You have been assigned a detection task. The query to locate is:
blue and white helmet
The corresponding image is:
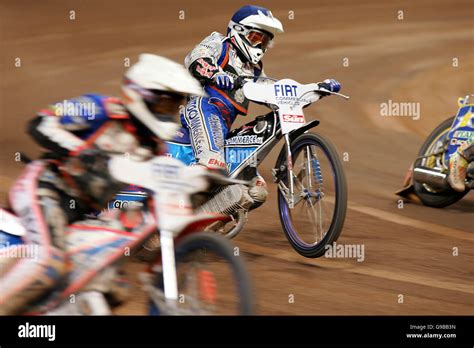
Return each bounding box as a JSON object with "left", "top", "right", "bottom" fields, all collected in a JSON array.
[{"left": 227, "top": 5, "right": 284, "bottom": 65}]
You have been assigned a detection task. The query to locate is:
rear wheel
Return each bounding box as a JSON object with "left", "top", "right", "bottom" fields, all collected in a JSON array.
[
  {"left": 278, "top": 133, "right": 347, "bottom": 258},
  {"left": 149, "top": 233, "right": 254, "bottom": 315},
  {"left": 413, "top": 117, "right": 469, "bottom": 207}
]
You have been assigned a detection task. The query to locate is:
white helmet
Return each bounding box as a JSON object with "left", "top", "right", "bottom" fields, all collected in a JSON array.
[
  {"left": 227, "top": 5, "right": 284, "bottom": 65},
  {"left": 122, "top": 54, "right": 205, "bottom": 140}
]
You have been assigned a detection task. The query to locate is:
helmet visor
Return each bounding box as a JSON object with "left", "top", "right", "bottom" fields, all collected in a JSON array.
[
  {"left": 245, "top": 30, "right": 272, "bottom": 50},
  {"left": 149, "top": 91, "right": 185, "bottom": 117}
]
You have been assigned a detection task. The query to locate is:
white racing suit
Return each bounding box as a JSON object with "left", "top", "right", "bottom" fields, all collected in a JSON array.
[
  {"left": 0, "top": 95, "right": 155, "bottom": 314},
  {"left": 181, "top": 32, "right": 268, "bottom": 205}
]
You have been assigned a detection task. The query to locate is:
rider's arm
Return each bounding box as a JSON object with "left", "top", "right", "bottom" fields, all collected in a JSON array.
[
  {"left": 28, "top": 109, "right": 87, "bottom": 156},
  {"left": 27, "top": 97, "right": 108, "bottom": 156},
  {"left": 184, "top": 32, "right": 225, "bottom": 85}
]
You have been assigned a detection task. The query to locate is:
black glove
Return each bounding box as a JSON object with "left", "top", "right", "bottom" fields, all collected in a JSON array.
[{"left": 76, "top": 147, "right": 108, "bottom": 171}]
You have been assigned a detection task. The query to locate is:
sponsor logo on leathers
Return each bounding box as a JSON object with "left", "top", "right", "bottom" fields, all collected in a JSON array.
[{"left": 225, "top": 134, "right": 264, "bottom": 145}]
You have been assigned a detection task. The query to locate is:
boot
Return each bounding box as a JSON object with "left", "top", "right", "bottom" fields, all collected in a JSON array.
[{"left": 448, "top": 151, "right": 468, "bottom": 192}]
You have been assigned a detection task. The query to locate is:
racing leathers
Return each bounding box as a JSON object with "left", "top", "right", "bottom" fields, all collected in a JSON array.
[
  {"left": 448, "top": 137, "right": 474, "bottom": 192},
  {"left": 181, "top": 32, "right": 268, "bottom": 205},
  {"left": 0, "top": 94, "right": 158, "bottom": 314}
]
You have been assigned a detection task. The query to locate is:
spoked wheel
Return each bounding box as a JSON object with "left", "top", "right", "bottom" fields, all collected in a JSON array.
[
  {"left": 278, "top": 133, "right": 347, "bottom": 258},
  {"left": 413, "top": 116, "right": 469, "bottom": 207},
  {"left": 149, "top": 233, "right": 254, "bottom": 315}
]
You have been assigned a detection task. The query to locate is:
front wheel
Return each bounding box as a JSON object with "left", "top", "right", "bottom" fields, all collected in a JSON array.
[
  {"left": 149, "top": 233, "right": 254, "bottom": 315},
  {"left": 278, "top": 133, "right": 348, "bottom": 258}
]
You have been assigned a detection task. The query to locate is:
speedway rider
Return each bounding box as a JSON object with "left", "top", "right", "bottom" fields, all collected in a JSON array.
[
  {"left": 0, "top": 54, "right": 204, "bottom": 314},
  {"left": 181, "top": 5, "right": 342, "bottom": 209}
]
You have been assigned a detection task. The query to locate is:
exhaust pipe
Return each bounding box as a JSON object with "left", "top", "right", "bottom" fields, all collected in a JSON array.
[{"left": 413, "top": 167, "right": 449, "bottom": 189}]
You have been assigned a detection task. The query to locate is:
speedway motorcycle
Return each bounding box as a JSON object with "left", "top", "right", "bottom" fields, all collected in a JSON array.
[
  {"left": 396, "top": 95, "right": 474, "bottom": 207},
  {"left": 0, "top": 156, "right": 254, "bottom": 315},
  {"left": 163, "top": 77, "right": 349, "bottom": 258}
]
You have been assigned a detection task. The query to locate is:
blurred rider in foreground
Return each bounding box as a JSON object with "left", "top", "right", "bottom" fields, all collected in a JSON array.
[{"left": 0, "top": 54, "right": 204, "bottom": 314}]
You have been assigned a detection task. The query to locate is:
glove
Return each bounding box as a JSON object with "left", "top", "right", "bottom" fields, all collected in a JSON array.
[
  {"left": 75, "top": 146, "right": 108, "bottom": 170},
  {"left": 213, "top": 72, "right": 234, "bottom": 90},
  {"left": 318, "top": 79, "right": 341, "bottom": 95}
]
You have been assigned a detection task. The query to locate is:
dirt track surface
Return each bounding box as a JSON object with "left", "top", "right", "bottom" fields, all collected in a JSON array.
[{"left": 1, "top": 0, "right": 473, "bottom": 314}]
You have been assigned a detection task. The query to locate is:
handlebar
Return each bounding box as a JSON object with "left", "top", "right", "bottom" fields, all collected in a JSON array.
[
  {"left": 309, "top": 88, "right": 350, "bottom": 100},
  {"left": 237, "top": 76, "right": 350, "bottom": 99},
  {"left": 211, "top": 74, "right": 277, "bottom": 90}
]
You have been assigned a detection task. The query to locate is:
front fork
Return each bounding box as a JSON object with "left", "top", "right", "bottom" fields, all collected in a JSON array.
[
  {"left": 159, "top": 229, "right": 179, "bottom": 305},
  {"left": 276, "top": 134, "right": 296, "bottom": 208},
  {"left": 136, "top": 197, "right": 183, "bottom": 314},
  {"left": 275, "top": 135, "right": 322, "bottom": 208},
  {"left": 139, "top": 228, "right": 179, "bottom": 314}
]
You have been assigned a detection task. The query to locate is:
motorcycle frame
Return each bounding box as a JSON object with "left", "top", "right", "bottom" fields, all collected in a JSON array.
[{"left": 228, "top": 109, "right": 321, "bottom": 209}]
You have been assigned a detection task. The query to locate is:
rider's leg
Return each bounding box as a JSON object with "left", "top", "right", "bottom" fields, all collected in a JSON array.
[
  {"left": 448, "top": 138, "right": 473, "bottom": 192},
  {"left": 181, "top": 96, "right": 228, "bottom": 170},
  {"left": 182, "top": 97, "right": 256, "bottom": 209},
  {"left": 0, "top": 162, "right": 68, "bottom": 314}
]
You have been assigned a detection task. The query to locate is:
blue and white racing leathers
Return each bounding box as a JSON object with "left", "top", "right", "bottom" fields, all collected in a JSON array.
[{"left": 182, "top": 31, "right": 264, "bottom": 170}]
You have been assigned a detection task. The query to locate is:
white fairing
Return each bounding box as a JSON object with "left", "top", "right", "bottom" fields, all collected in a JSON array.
[
  {"left": 243, "top": 78, "right": 321, "bottom": 134},
  {"left": 0, "top": 209, "right": 26, "bottom": 236},
  {"left": 109, "top": 156, "right": 215, "bottom": 233},
  {"left": 109, "top": 156, "right": 209, "bottom": 194}
]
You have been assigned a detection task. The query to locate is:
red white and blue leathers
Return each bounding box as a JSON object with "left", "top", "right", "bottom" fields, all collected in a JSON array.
[
  {"left": 0, "top": 94, "right": 156, "bottom": 314},
  {"left": 181, "top": 32, "right": 264, "bottom": 169}
]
